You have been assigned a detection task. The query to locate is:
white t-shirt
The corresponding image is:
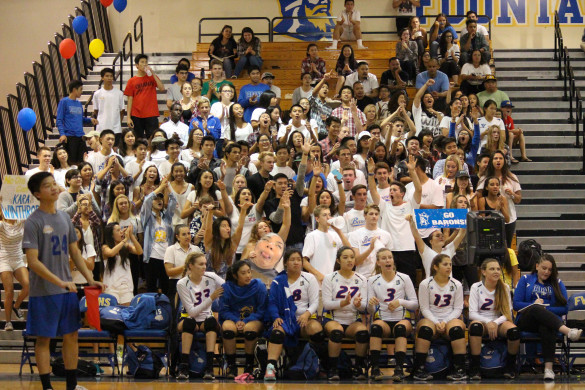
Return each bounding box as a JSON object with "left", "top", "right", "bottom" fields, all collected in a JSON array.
[
  {"left": 251, "top": 107, "right": 267, "bottom": 123},
  {"left": 326, "top": 169, "right": 366, "bottom": 192},
  {"left": 87, "top": 150, "right": 122, "bottom": 174},
  {"left": 413, "top": 103, "right": 441, "bottom": 137},
  {"left": 366, "top": 272, "right": 418, "bottom": 321},
  {"left": 24, "top": 167, "right": 50, "bottom": 181},
  {"left": 343, "top": 208, "right": 366, "bottom": 234},
  {"left": 234, "top": 123, "right": 254, "bottom": 142},
  {"left": 53, "top": 166, "right": 76, "bottom": 189},
  {"left": 477, "top": 116, "right": 505, "bottom": 153},
  {"left": 160, "top": 120, "right": 189, "bottom": 146},
  {"left": 338, "top": 9, "right": 361, "bottom": 26},
  {"left": 368, "top": 186, "right": 391, "bottom": 204},
  {"left": 322, "top": 271, "right": 367, "bottom": 325},
  {"left": 461, "top": 24, "right": 489, "bottom": 37},
  {"left": 94, "top": 87, "right": 124, "bottom": 134},
  {"left": 434, "top": 176, "right": 455, "bottom": 206},
  {"left": 186, "top": 189, "right": 222, "bottom": 205},
  {"left": 150, "top": 219, "right": 169, "bottom": 260},
  {"left": 404, "top": 179, "right": 443, "bottom": 238},
  {"left": 348, "top": 227, "right": 393, "bottom": 277},
  {"left": 125, "top": 160, "right": 156, "bottom": 201},
  {"left": 230, "top": 204, "right": 263, "bottom": 253},
  {"left": 271, "top": 165, "right": 295, "bottom": 179},
  {"left": 277, "top": 122, "right": 312, "bottom": 142},
  {"left": 439, "top": 116, "right": 466, "bottom": 138},
  {"left": 378, "top": 197, "right": 419, "bottom": 251},
  {"left": 148, "top": 150, "right": 168, "bottom": 167},
  {"left": 169, "top": 182, "right": 194, "bottom": 226},
  {"left": 164, "top": 243, "right": 201, "bottom": 280},
  {"left": 103, "top": 254, "right": 133, "bottom": 297},
  {"left": 421, "top": 242, "right": 457, "bottom": 279},
  {"left": 344, "top": 72, "right": 379, "bottom": 95},
  {"left": 180, "top": 149, "right": 201, "bottom": 165},
  {"left": 158, "top": 159, "right": 189, "bottom": 178},
  {"left": 71, "top": 244, "right": 97, "bottom": 284},
  {"left": 302, "top": 229, "right": 343, "bottom": 277},
  {"left": 418, "top": 276, "right": 464, "bottom": 324},
  {"left": 210, "top": 102, "right": 233, "bottom": 138},
  {"left": 118, "top": 215, "right": 143, "bottom": 235},
  {"left": 460, "top": 63, "right": 492, "bottom": 86}
]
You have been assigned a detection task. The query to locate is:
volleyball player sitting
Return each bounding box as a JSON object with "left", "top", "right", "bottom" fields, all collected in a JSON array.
[
  {"left": 264, "top": 249, "right": 323, "bottom": 381},
  {"left": 176, "top": 252, "right": 224, "bottom": 380},
  {"left": 367, "top": 248, "right": 418, "bottom": 382},
  {"left": 412, "top": 254, "right": 467, "bottom": 381},
  {"left": 468, "top": 258, "right": 519, "bottom": 380},
  {"left": 322, "top": 246, "right": 369, "bottom": 380}
]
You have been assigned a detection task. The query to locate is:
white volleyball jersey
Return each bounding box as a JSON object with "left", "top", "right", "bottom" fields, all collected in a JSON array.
[
  {"left": 367, "top": 272, "right": 419, "bottom": 322},
  {"left": 177, "top": 272, "right": 224, "bottom": 322},
  {"left": 322, "top": 271, "right": 367, "bottom": 325},
  {"left": 288, "top": 271, "right": 320, "bottom": 317},
  {"left": 418, "top": 276, "right": 464, "bottom": 324},
  {"left": 468, "top": 281, "right": 512, "bottom": 325}
]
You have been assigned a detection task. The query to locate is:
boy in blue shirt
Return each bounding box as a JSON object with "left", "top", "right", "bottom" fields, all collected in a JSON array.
[
  {"left": 237, "top": 65, "right": 269, "bottom": 123},
  {"left": 57, "top": 80, "right": 99, "bottom": 165},
  {"left": 23, "top": 172, "right": 104, "bottom": 390}
]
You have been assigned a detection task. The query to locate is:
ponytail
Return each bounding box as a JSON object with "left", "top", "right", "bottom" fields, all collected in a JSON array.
[{"left": 480, "top": 258, "right": 512, "bottom": 322}]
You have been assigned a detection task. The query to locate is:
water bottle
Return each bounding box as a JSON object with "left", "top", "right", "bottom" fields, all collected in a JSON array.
[
  {"left": 200, "top": 68, "right": 205, "bottom": 79},
  {"left": 146, "top": 66, "right": 152, "bottom": 77}
]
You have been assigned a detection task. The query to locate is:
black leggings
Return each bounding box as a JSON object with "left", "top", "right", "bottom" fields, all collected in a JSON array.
[
  {"left": 505, "top": 221, "right": 516, "bottom": 249},
  {"left": 452, "top": 264, "right": 479, "bottom": 288},
  {"left": 392, "top": 250, "right": 417, "bottom": 287},
  {"left": 516, "top": 305, "right": 563, "bottom": 363},
  {"left": 146, "top": 258, "right": 169, "bottom": 295}
]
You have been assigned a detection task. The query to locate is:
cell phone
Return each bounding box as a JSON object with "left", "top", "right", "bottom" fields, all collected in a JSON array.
[
  {"left": 332, "top": 169, "right": 343, "bottom": 181},
  {"left": 445, "top": 185, "right": 452, "bottom": 194},
  {"left": 212, "top": 201, "right": 220, "bottom": 209},
  {"left": 288, "top": 183, "right": 293, "bottom": 191}
]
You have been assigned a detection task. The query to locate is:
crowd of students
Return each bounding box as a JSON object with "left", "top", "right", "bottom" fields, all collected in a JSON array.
[{"left": 0, "top": 3, "right": 568, "bottom": 387}]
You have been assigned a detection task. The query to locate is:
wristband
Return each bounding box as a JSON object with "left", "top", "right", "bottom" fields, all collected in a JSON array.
[{"left": 368, "top": 173, "right": 375, "bottom": 176}]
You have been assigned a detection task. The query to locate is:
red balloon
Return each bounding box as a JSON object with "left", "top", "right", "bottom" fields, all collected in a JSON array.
[
  {"left": 100, "top": 0, "right": 113, "bottom": 6},
  {"left": 59, "top": 38, "right": 77, "bottom": 59}
]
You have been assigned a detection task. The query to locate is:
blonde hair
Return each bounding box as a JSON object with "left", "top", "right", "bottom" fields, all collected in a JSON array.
[
  {"left": 197, "top": 96, "right": 211, "bottom": 108},
  {"left": 258, "top": 151, "right": 275, "bottom": 162},
  {"left": 442, "top": 154, "right": 462, "bottom": 178},
  {"left": 486, "top": 125, "right": 505, "bottom": 152},
  {"left": 230, "top": 173, "right": 247, "bottom": 200},
  {"left": 107, "top": 194, "right": 134, "bottom": 224},
  {"left": 364, "top": 104, "right": 378, "bottom": 120},
  {"left": 182, "top": 252, "right": 207, "bottom": 277},
  {"left": 480, "top": 258, "right": 513, "bottom": 322},
  {"left": 374, "top": 248, "right": 394, "bottom": 275}
]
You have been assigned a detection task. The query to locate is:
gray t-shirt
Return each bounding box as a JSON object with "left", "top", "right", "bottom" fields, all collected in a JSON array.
[
  {"left": 23, "top": 209, "right": 78, "bottom": 297},
  {"left": 166, "top": 83, "right": 182, "bottom": 103}
]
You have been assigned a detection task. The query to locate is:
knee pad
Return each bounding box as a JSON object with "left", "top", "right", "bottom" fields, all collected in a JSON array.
[
  {"left": 244, "top": 331, "right": 258, "bottom": 341},
  {"left": 417, "top": 325, "right": 433, "bottom": 341},
  {"left": 448, "top": 326, "right": 465, "bottom": 341},
  {"left": 469, "top": 322, "right": 484, "bottom": 337},
  {"left": 222, "top": 330, "right": 236, "bottom": 340},
  {"left": 310, "top": 331, "right": 325, "bottom": 344},
  {"left": 355, "top": 330, "right": 370, "bottom": 344},
  {"left": 370, "top": 324, "right": 383, "bottom": 338},
  {"left": 269, "top": 329, "right": 285, "bottom": 345},
  {"left": 393, "top": 324, "right": 407, "bottom": 339},
  {"left": 329, "top": 329, "right": 344, "bottom": 343},
  {"left": 182, "top": 317, "right": 196, "bottom": 335},
  {"left": 507, "top": 327, "right": 520, "bottom": 341},
  {"left": 204, "top": 317, "right": 219, "bottom": 334}
]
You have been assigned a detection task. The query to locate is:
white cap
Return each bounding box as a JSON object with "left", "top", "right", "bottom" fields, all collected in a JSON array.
[{"left": 357, "top": 131, "right": 371, "bottom": 140}]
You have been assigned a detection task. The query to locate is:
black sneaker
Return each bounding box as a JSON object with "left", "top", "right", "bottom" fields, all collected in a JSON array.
[
  {"left": 203, "top": 366, "right": 215, "bottom": 380},
  {"left": 503, "top": 365, "right": 516, "bottom": 379},
  {"left": 328, "top": 368, "right": 340, "bottom": 381},
  {"left": 412, "top": 366, "right": 433, "bottom": 381},
  {"left": 12, "top": 303, "right": 23, "bottom": 320},
  {"left": 244, "top": 364, "right": 255, "bottom": 374},
  {"left": 469, "top": 366, "right": 481, "bottom": 380},
  {"left": 226, "top": 365, "right": 238, "bottom": 379},
  {"left": 392, "top": 366, "right": 405, "bottom": 382},
  {"left": 353, "top": 365, "right": 367, "bottom": 380},
  {"left": 176, "top": 363, "right": 189, "bottom": 380},
  {"left": 371, "top": 367, "right": 383, "bottom": 381},
  {"left": 447, "top": 366, "right": 468, "bottom": 381}
]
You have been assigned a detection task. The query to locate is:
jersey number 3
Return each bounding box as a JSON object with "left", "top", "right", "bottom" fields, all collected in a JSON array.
[
  {"left": 433, "top": 294, "right": 452, "bottom": 307},
  {"left": 51, "top": 235, "right": 68, "bottom": 256}
]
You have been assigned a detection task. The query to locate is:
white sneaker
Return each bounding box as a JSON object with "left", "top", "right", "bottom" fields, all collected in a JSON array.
[
  {"left": 325, "top": 45, "right": 337, "bottom": 50},
  {"left": 4, "top": 322, "right": 13, "bottom": 331},
  {"left": 357, "top": 45, "right": 368, "bottom": 50},
  {"left": 544, "top": 368, "right": 555, "bottom": 381},
  {"left": 568, "top": 328, "right": 583, "bottom": 341},
  {"left": 74, "top": 386, "right": 89, "bottom": 390},
  {"left": 264, "top": 363, "right": 276, "bottom": 381}
]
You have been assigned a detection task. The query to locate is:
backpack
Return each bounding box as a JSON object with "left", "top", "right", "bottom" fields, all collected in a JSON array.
[
  {"left": 99, "top": 305, "right": 128, "bottom": 334},
  {"left": 51, "top": 357, "right": 97, "bottom": 377},
  {"left": 188, "top": 340, "right": 207, "bottom": 377},
  {"left": 425, "top": 341, "right": 451, "bottom": 378},
  {"left": 517, "top": 239, "right": 542, "bottom": 272},
  {"left": 480, "top": 340, "right": 507, "bottom": 378},
  {"left": 283, "top": 342, "right": 320, "bottom": 380},
  {"left": 312, "top": 342, "right": 353, "bottom": 379},
  {"left": 252, "top": 338, "right": 269, "bottom": 378},
  {"left": 127, "top": 293, "right": 172, "bottom": 330},
  {"left": 124, "top": 345, "right": 164, "bottom": 379}
]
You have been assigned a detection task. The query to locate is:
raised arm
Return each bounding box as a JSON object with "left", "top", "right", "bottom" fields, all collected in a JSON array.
[
  {"left": 406, "top": 214, "right": 427, "bottom": 256},
  {"left": 277, "top": 191, "right": 291, "bottom": 242},
  {"left": 367, "top": 157, "right": 380, "bottom": 205},
  {"left": 413, "top": 79, "right": 434, "bottom": 109}
]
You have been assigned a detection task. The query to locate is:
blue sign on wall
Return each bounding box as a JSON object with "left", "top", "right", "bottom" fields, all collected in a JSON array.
[
  {"left": 414, "top": 208, "right": 468, "bottom": 229},
  {"left": 274, "top": 0, "right": 335, "bottom": 41}
]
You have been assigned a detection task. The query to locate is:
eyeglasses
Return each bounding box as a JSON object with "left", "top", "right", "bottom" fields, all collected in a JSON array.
[
  {"left": 70, "top": 175, "right": 81, "bottom": 179},
  {"left": 222, "top": 90, "right": 234, "bottom": 94}
]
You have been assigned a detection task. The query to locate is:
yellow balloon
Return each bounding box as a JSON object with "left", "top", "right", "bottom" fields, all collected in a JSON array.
[{"left": 89, "top": 39, "right": 105, "bottom": 59}]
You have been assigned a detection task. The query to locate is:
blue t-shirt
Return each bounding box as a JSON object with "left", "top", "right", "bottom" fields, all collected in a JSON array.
[
  {"left": 237, "top": 83, "right": 270, "bottom": 122},
  {"left": 189, "top": 115, "right": 222, "bottom": 140},
  {"left": 56, "top": 97, "right": 92, "bottom": 137},
  {"left": 434, "top": 25, "right": 458, "bottom": 42},
  {"left": 415, "top": 70, "right": 450, "bottom": 93}
]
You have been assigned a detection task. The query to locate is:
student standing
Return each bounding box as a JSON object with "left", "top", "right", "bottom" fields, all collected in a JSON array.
[
  {"left": 92, "top": 68, "right": 125, "bottom": 144},
  {"left": 23, "top": 172, "right": 103, "bottom": 390}
]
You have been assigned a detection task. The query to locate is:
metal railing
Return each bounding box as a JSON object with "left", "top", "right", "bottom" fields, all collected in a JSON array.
[
  {"left": 198, "top": 14, "right": 491, "bottom": 43},
  {"left": 134, "top": 15, "right": 144, "bottom": 55},
  {"left": 0, "top": 0, "right": 111, "bottom": 182}
]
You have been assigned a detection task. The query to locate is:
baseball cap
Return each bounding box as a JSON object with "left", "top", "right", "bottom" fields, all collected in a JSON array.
[
  {"left": 455, "top": 170, "right": 470, "bottom": 179},
  {"left": 501, "top": 100, "right": 515, "bottom": 108},
  {"left": 155, "top": 192, "right": 165, "bottom": 199},
  {"left": 83, "top": 130, "right": 100, "bottom": 139},
  {"left": 484, "top": 75, "right": 497, "bottom": 82},
  {"left": 151, "top": 136, "right": 167, "bottom": 144},
  {"left": 357, "top": 131, "right": 371, "bottom": 140},
  {"left": 261, "top": 72, "right": 275, "bottom": 80}
]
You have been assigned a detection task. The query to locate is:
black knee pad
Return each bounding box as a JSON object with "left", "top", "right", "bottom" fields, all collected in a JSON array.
[
  {"left": 417, "top": 325, "right": 433, "bottom": 341},
  {"left": 204, "top": 317, "right": 219, "bottom": 334},
  {"left": 355, "top": 330, "right": 369, "bottom": 343},
  {"left": 269, "top": 329, "right": 285, "bottom": 345},
  {"left": 222, "top": 330, "right": 236, "bottom": 340},
  {"left": 448, "top": 326, "right": 465, "bottom": 341},
  {"left": 329, "top": 329, "right": 344, "bottom": 343},
  {"left": 182, "top": 317, "right": 196, "bottom": 334},
  {"left": 244, "top": 331, "right": 258, "bottom": 341},
  {"left": 507, "top": 327, "right": 520, "bottom": 341},
  {"left": 310, "top": 331, "right": 325, "bottom": 344},
  {"left": 370, "top": 324, "right": 383, "bottom": 338},
  {"left": 393, "top": 324, "right": 407, "bottom": 338},
  {"left": 469, "top": 322, "right": 484, "bottom": 337}
]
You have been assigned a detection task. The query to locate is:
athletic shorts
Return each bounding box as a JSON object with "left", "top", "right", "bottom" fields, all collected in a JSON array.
[
  {"left": 0, "top": 257, "right": 26, "bottom": 273},
  {"left": 105, "top": 285, "right": 134, "bottom": 305},
  {"left": 340, "top": 27, "right": 356, "bottom": 41},
  {"left": 27, "top": 292, "right": 80, "bottom": 337}
]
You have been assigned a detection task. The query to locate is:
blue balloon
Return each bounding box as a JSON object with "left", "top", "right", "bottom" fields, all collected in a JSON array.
[
  {"left": 113, "top": 0, "right": 127, "bottom": 12},
  {"left": 17, "top": 108, "right": 36, "bottom": 131},
  {"left": 72, "top": 15, "right": 88, "bottom": 35}
]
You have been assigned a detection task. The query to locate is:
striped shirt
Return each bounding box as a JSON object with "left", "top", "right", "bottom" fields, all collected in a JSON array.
[{"left": 0, "top": 221, "right": 25, "bottom": 263}]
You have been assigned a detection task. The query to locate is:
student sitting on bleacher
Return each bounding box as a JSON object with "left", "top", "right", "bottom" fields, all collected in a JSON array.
[{"left": 233, "top": 27, "right": 263, "bottom": 79}]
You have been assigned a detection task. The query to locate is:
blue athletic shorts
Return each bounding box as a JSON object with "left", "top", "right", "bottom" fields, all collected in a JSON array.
[{"left": 26, "top": 292, "right": 81, "bottom": 337}]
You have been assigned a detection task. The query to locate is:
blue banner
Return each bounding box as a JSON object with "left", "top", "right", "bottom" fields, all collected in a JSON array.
[{"left": 414, "top": 209, "right": 467, "bottom": 229}]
